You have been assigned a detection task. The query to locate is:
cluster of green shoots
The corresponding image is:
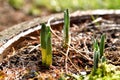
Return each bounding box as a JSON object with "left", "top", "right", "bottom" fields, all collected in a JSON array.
[
  {"left": 40, "top": 9, "right": 70, "bottom": 67},
  {"left": 92, "top": 34, "right": 106, "bottom": 75},
  {"left": 84, "top": 34, "right": 120, "bottom": 80}
]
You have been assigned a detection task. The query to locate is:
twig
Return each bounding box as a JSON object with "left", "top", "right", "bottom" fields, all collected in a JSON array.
[
  {"left": 65, "top": 46, "right": 70, "bottom": 74},
  {"left": 60, "top": 51, "right": 80, "bottom": 73},
  {"left": 29, "top": 44, "right": 41, "bottom": 53},
  {"left": 87, "top": 17, "right": 102, "bottom": 26},
  {"left": 83, "top": 38, "right": 91, "bottom": 54},
  {"left": 50, "top": 27, "right": 62, "bottom": 40},
  {"left": 87, "top": 17, "right": 114, "bottom": 26},
  {"left": 69, "top": 45, "right": 92, "bottom": 61}
]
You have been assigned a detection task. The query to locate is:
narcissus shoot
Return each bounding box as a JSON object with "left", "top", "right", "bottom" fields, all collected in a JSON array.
[
  {"left": 100, "top": 34, "right": 105, "bottom": 58},
  {"left": 63, "top": 9, "right": 70, "bottom": 48},
  {"left": 40, "top": 23, "right": 52, "bottom": 67},
  {"left": 93, "top": 39, "right": 100, "bottom": 74},
  {"left": 92, "top": 34, "right": 106, "bottom": 75}
]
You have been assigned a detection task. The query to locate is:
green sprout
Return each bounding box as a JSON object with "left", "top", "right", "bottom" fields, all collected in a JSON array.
[
  {"left": 93, "top": 39, "right": 99, "bottom": 74},
  {"left": 63, "top": 9, "right": 70, "bottom": 48},
  {"left": 100, "top": 34, "right": 106, "bottom": 58},
  {"left": 40, "top": 23, "right": 52, "bottom": 67},
  {"left": 92, "top": 34, "right": 106, "bottom": 75}
]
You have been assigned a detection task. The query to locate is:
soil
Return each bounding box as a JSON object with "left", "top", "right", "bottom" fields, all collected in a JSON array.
[{"left": 0, "top": 15, "right": 119, "bottom": 79}]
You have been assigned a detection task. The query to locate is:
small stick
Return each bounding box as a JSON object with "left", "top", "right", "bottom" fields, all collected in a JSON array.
[
  {"left": 29, "top": 44, "right": 41, "bottom": 53},
  {"left": 65, "top": 46, "right": 70, "bottom": 74},
  {"left": 60, "top": 51, "right": 80, "bottom": 73}
]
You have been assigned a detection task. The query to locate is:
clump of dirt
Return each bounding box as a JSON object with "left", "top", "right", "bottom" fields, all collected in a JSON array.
[{"left": 0, "top": 16, "right": 119, "bottom": 79}]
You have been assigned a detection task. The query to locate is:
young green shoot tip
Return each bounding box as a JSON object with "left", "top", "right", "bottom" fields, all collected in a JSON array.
[
  {"left": 63, "top": 9, "right": 70, "bottom": 48},
  {"left": 92, "top": 34, "right": 106, "bottom": 74},
  {"left": 40, "top": 22, "right": 52, "bottom": 67}
]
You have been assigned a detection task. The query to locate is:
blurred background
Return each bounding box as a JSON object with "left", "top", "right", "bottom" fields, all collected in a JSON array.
[{"left": 0, "top": 0, "right": 120, "bottom": 31}]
